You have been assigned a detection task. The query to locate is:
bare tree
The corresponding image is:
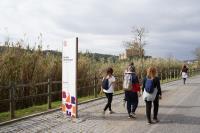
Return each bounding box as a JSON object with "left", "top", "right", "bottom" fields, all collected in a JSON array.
[
  {"left": 123, "top": 27, "right": 147, "bottom": 58},
  {"left": 123, "top": 26, "right": 148, "bottom": 78},
  {"left": 194, "top": 47, "right": 200, "bottom": 60},
  {"left": 194, "top": 47, "right": 200, "bottom": 67},
  {"left": 133, "top": 27, "right": 147, "bottom": 57}
]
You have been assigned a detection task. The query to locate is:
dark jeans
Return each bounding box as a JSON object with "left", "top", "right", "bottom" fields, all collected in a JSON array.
[
  {"left": 125, "top": 91, "right": 138, "bottom": 114},
  {"left": 183, "top": 78, "right": 186, "bottom": 84},
  {"left": 104, "top": 93, "right": 113, "bottom": 111},
  {"left": 145, "top": 94, "right": 159, "bottom": 122}
]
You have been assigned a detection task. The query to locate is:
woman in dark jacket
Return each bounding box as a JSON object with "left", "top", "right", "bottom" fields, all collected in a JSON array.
[{"left": 142, "top": 67, "right": 162, "bottom": 124}]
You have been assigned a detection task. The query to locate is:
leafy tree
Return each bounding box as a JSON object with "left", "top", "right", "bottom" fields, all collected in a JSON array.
[
  {"left": 194, "top": 47, "right": 200, "bottom": 67},
  {"left": 195, "top": 47, "right": 200, "bottom": 60}
]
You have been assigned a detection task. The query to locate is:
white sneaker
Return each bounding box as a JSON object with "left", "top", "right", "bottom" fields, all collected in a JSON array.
[
  {"left": 128, "top": 115, "right": 133, "bottom": 119},
  {"left": 131, "top": 112, "right": 136, "bottom": 118}
]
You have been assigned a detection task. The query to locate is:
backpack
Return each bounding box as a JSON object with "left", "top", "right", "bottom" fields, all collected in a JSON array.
[
  {"left": 101, "top": 78, "right": 109, "bottom": 90},
  {"left": 145, "top": 78, "right": 154, "bottom": 93},
  {"left": 123, "top": 73, "right": 136, "bottom": 91}
]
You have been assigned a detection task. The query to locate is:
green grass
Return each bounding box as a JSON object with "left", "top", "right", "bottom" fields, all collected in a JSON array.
[
  {"left": 160, "top": 77, "right": 182, "bottom": 84},
  {"left": 78, "top": 95, "right": 96, "bottom": 102},
  {"left": 0, "top": 102, "right": 60, "bottom": 123},
  {"left": 0, "top": 112, "right": 9, "bottom": 123},
  {"left": 0, "top": 100, "right": 64, "bottom": 123},
  {"left": 0, "top": 90, "right": 125, "bottom": 123}
]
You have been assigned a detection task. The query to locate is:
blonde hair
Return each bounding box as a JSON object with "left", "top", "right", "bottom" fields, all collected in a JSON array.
[{"left": 147, "top": 67, "right": 157, "bottom": 79}]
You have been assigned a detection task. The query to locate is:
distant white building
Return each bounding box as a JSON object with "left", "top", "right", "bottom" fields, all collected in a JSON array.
[{"left": 184, "top": 59, "right": 199, "bottom": 64}]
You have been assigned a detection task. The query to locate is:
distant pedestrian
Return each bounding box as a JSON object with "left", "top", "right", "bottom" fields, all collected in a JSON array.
[
  {"left": 142, "top": 67, "right": 162, "bottom": 124},
  {"left": 123, "top": 66, "right": 141, "bottom": 118},
  {"left": 128, "top": 62, "right": 135, "bottom": 72},
  {"left": 181, "top": 64, "right": 189, "bottom": 85},
  {"left": 101, "top": 67, "right": 116, "bottom": 115}
]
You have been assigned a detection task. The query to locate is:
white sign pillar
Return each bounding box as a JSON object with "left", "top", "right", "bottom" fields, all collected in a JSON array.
[{"left": 62, "top": 37, "right": 78, "bottom": 118}]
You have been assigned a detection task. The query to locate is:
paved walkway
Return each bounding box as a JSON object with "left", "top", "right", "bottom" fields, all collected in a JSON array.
[{"left": 1, "top": 76, "right": 200, "bottom": 133}]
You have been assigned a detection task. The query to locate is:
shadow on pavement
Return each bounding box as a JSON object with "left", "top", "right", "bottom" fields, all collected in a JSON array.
[
  {"left": 184, "top": 83, "right": 200, "bottom": 86},
  {"left": 160, "top": 105, "right": 200, "bottom": 109},
  {"left": 79, "top": 111, "right": 147, "bottom": 122},
  {"left": 159, "top": 113, "right": 200, "bottom": 125}
]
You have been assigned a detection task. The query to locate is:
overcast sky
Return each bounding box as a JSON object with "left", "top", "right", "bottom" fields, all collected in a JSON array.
[{"left": 0, "top": 0, "right": 200, "bottom": 60}]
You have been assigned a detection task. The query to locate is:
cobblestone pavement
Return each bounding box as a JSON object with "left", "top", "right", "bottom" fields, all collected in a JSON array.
[{"left": 1, "top": 76, "right": 200, "bottom": 133}]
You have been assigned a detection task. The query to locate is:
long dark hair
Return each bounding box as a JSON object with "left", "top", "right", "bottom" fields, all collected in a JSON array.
[
  {"left": 182, "top": 64, "right": 188, "bottom": 72},
  {"left": 106, "top": 67, "right": 113, "bottom": 75},
  {"left": 182, "top": 64, "right": 187, "bottom": 69}
]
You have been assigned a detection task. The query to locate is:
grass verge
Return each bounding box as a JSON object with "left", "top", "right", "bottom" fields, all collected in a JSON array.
[{"left": 0, "top": 91, "right": 123, "bottom": 123}]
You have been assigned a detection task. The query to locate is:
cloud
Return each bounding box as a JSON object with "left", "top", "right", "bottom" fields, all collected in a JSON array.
[{"left": 0, "top": 0, "right": 200, "bottom": 60}]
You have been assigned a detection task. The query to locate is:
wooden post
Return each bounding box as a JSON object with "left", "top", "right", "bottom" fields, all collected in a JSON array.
[
  {"left": 175, "top": 69, "right": 177, "bottom": 79},
  {"left": 121, "top": 74, "right": 123, "bottom": 86},
  {"left": 170, "top": 70, "right": 172, "bottom": 80},
  {"left": 188, "top": 69, "right": 191, "bottom": 77},
  {"left": 191, "top": 69, "right": 193, "bottom": 76},
  {"left": 177, "top": 69, "right": 179, "bottom": 79},
  {"left": 174, "top": 69, "right": 176, "bottom": 80},
  {"left": 47, "top": 78, "right": 52, "bottom": 109},
  {"left": 9, "top": 82, "right": 15, "bottom": 119},
  {"left": 94, "top": 73, "right": 97, "bottom": 98},
  {"left": 194, "top": 68, "right": 196, "bottom": 75},
  {"left": 118, "top": 76, "right": 120, "bottom": 91},
  {"left": 161, "top": 72, "right": 163, "bottom": 83},
  {"left": 76, "top": 37, "right": 78, "bottom": 118}
]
